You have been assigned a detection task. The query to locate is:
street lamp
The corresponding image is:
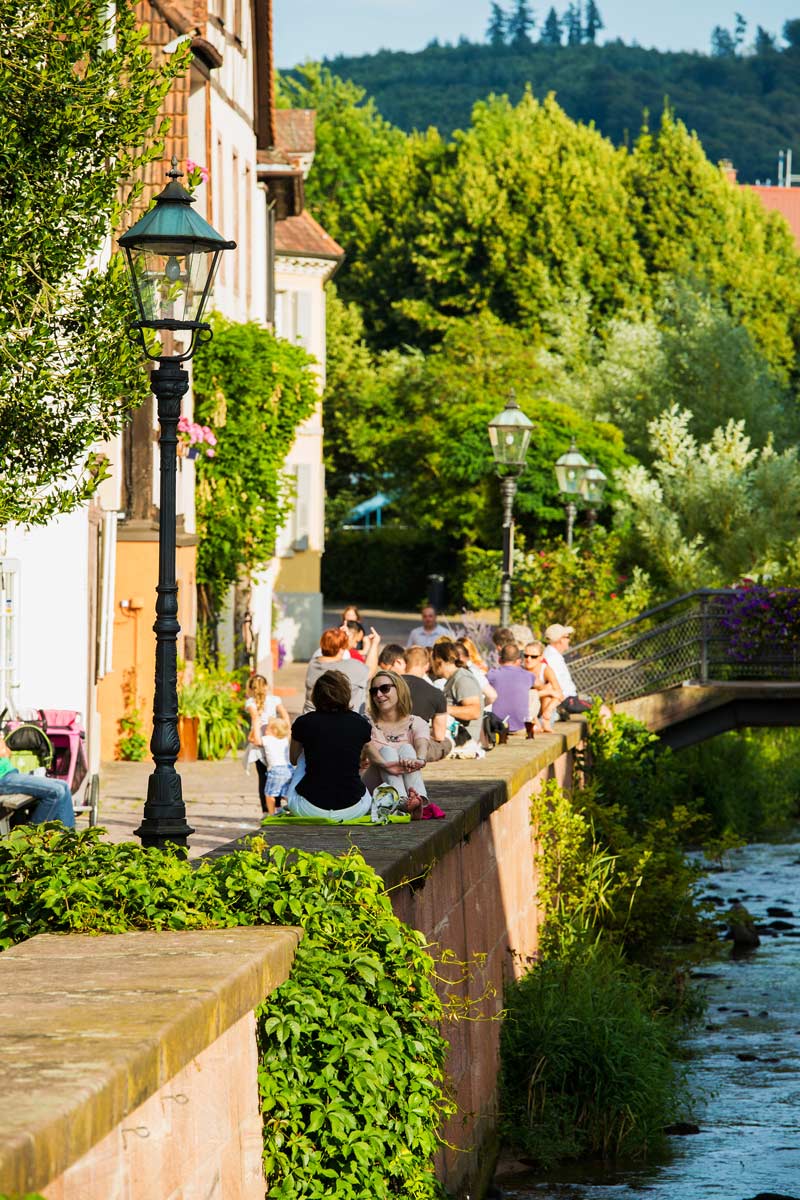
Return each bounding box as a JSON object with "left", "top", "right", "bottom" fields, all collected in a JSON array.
[
  {"left": 554, "top": 441, "right": 589, "bottom": 549},
  {"left": 580, "top": 462, "right": 608, "bottom": 527},
  {"left": 487, "top": 393, "right": 533, "bottom": 627},
  {"left": 120, "top": 159, "right": 235, "bottom": 849}
]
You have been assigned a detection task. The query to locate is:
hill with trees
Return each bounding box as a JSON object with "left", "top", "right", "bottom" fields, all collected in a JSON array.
[{"left": 315, "top": 6, "right": 800, "bottom": 184}]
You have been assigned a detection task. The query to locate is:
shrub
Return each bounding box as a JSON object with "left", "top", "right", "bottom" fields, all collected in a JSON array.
[
  {"left": 500, "top": 943, "right": 683, "bottom": 1167},
  {"left": 0, "top": 827, "right": 451, "bottom": 1199},
  {"left": 322, "top": 527, "right": 457, "bottom": 610}
]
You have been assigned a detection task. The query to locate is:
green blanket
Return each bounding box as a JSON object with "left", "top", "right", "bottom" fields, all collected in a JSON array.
[{"left": 260, "top": 813, "right": 410, "bottom": 826}]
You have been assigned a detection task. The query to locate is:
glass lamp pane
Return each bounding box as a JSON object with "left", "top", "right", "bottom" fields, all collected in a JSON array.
[
  {"left": 554, "top": 442, "right": 590, "bottom": 495},
  {"left": 127, "top": 246, "right": 219, "bottom": 324},
  {"left": 580, "top": 463, "right": 607, "bottom": 505},
  {"left": 488, "top": 403, "right": 534, "bottom": 468}
]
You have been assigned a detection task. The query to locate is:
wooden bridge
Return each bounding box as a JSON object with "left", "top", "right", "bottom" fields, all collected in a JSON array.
[{"left": 568, "top": 588, "right": 800, "bottom": 748}]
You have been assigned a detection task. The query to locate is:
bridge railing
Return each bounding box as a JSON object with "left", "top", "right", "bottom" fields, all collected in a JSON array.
[{"left": 568, "top": 588, "right": 800, "bottom": 704}]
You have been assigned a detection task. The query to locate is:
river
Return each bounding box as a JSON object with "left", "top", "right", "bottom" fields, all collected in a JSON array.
[{"left": 493, "top": 833, "right": 800, "bottom": 1200}]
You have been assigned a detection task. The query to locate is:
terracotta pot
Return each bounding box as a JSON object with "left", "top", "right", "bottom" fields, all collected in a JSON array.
[{"left": 177, "top": 715, "right": 199, "bottom": 761}]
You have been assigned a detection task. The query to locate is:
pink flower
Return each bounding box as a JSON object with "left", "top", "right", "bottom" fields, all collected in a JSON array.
[
  {"left": 177, "top": 415, "right": 190, "bottom": 432},
  {"left": 231, "top": 681, "right": 241, "bottom": 693},
  {"left": 205, "top": 448, "right": 216, "bottom": 458}
]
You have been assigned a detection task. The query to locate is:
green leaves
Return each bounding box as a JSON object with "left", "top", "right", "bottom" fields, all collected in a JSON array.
[
  {"left": 0, "top": 0, "right": 188, "bottom": 524},
  {"left": 192, "top": 316, "right": 318, "bottom": 620},
  {"left": 0, "top": 828, "right": 451, "bottom": 1198}
]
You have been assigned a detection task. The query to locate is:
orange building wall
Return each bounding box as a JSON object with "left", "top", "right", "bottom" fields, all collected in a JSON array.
[{"left": 97, "top": 542, "right": 197, "bottom": 762}]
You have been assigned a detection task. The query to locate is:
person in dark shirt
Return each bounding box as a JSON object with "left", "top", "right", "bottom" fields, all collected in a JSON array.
[
  {"left": 287, "top": 670, "right": 372, "bottom": 819},
  {"left": 403, "top": 645, "right": 452, "bottom": 761}
]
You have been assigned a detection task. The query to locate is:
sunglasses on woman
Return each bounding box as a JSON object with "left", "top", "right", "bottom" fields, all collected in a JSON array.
[
  {"left": 523, "top": 653, "right": 541, "bottom": 660},
  {"left": 370, "top": 682, "right": 395, "bottom": 697}
]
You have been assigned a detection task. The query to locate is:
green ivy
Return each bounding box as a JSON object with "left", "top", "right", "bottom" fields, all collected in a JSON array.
[
  {"left": 192, "top": 317, "right": 319, "bottom": 625},
  {"left": 0, "top": 827, "right": 451, "bottom": 1198}
]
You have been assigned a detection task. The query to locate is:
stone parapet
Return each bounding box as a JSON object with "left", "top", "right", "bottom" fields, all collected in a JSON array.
[{"left": 0, "top": 925, "right": 301, "bottom": 1199}]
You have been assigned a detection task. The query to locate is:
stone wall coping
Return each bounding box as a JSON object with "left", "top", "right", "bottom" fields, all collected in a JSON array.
[
  {"left": 205, "top": 722, "right": 585, "bottom": 887},
  {"left": 0, "top": 925, "right": 302, "bottom": 1197}
]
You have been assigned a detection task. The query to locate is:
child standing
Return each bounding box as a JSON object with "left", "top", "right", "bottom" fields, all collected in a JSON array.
[
  {"left": 262, "top": 717, "right": 292, "bottom": 815},
  {"left": 245, "top": 674, "right": 289, "bottom": 813}
]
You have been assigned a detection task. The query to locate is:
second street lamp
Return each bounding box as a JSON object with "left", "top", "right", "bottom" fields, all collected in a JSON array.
[
  {"left": 119, "top": 159, "right": 235, "bottom": 850},
  {"left": 554, "top": 441, "right": 589, "bottom": 549},
  {"left": 487, "top": 394, "right": 533, "bottom": 628}
]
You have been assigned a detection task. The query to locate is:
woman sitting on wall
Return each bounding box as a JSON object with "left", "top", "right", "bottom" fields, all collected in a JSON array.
[
  {"left": 286, "top": 670, "right": 372, "bottom": 820},
  {"left": 303, "top": 626, "right": 380, "bottom": 714},
  {"left": 362, "top": 669, "right": 427, "bottom": 818}
]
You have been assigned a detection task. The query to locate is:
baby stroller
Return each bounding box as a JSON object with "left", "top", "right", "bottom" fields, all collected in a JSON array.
[{"left": 0, "top": 708, "right": 99, "bottom": 832}]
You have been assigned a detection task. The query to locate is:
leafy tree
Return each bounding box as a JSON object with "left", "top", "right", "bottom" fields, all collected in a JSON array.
[
  {"left": 192, "top": 316, "right": 318, "bottom": 625},
  {"left": 540, "top": 7, "right": 563, "bottom": 45},
  {"left": 276, "top": 63, "right": 405, "bottom": 246},
  {"left": 507, "top": 0, "right": 535, "bottom": 46},
  {"left": 584, "top": 0, "right": 603, "bottom": 43},
  {"left": 0, "top": 0, "right": 186, "bottom": 525},
  {"left": 325, "top": 311, "right": 630, "bottom": 547},
  {"left": 541, "top": 280, "right": 796, "bottom": 462},
  {"left": 566, "top": 1, "right": 583, "bottom": 45},
  {"left": 614, "top": 406, "right": 800, "bottom": 593},
  {"left": 487, "top": 1, "right": 507, "bottom": 46},
  {"left": 734, "top": 12, "right": 748, "bottom": 50},
  {"left": 345, "top": 92, "right": 648, "bottom": 350},
  {"left": 625, "top": 109, "right": 800, "bottom": 381}
]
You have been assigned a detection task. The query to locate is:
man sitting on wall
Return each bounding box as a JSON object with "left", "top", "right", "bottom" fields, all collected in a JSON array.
[
  {"left": 0, "top": 734, "right": 75, "bottom": 827},
  {"left": 403, "top": 646, "right": 452, "bottom": 761},
  {"left": 542, "top": 624, "right": 611, "bottom": 721},
  {"left": 487, "top": 642, "right": 539, "bottom": 736}
]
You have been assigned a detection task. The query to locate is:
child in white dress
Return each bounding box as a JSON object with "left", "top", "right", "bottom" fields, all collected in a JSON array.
[{"left": 262, "top": 717, "right": 292, "bottom": 815}]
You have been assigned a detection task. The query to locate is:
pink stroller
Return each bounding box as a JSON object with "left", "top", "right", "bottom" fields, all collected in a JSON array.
[
  {"left": 3, "top": 709, "right": 99, "bottom": 827},
  {"left": 42, "top": 710, "right": 99, "bottom": 827}
]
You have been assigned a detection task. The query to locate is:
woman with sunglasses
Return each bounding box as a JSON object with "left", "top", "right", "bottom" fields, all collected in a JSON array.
[
  {"left": 522, "top": 641, "right": 562, "bottom": 732},
  {"left": 362, "top": 670, "right": 428, "bottom": 818}
]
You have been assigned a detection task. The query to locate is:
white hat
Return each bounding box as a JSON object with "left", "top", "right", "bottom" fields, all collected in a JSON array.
[{"left": 544, "top": 624, "right": 575, "bottom": 642}]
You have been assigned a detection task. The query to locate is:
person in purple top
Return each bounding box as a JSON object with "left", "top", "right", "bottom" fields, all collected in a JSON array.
[{"left": 487, "top": 642, "right": 537, "bottom": 735}]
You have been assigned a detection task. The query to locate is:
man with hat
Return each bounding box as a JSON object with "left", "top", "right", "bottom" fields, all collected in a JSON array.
[{"left": 542, "top": 624, "right": 593, "bottom": 718}]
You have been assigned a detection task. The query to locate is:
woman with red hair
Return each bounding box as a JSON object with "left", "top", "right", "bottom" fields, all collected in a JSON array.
[{"left": 302, "top": 625, "right": 380, "bottom": 713}]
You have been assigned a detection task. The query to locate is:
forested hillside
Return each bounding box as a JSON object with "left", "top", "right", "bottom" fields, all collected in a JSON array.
[{"left": 318, "top": 12, "right": 800, "bottom": 184}]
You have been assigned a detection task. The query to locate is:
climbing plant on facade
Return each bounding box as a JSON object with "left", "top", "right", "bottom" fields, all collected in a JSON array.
[
  {"left": 192, "top": 315, "right": 318, "bottom": 627},
  {"left": 0, "top": 0, "right": 187, "bottom": 525}
]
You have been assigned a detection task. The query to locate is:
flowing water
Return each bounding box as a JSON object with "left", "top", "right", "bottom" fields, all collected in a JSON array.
[{"left": 493, "top": 834, "right": 800, "bottom": 1200}]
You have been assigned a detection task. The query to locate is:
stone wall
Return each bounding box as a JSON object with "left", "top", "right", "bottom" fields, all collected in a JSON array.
[{"left": 0, "top": 926, "right": 301, "bottom": 1200}]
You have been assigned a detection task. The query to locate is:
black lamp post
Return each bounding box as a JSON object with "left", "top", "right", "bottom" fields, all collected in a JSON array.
[
  {"left": 487, "top": 394, "right": 533, "bottom": 628},
  {"left": 119, "top": 159, "right": 235, "bottom": 849},
  {"left": 554, "top": 441, "right": 589, "bottom": 549}
]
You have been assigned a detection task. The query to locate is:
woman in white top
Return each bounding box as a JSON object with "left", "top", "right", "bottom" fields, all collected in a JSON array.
[
  {"left": 245, "top": 674, "right": 289, "bottom": 813},
  {"left": 361, "top": 670, "right": 427, "bottom": 818}
]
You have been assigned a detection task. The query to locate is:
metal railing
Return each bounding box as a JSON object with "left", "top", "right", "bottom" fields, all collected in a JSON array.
[{"left": 567, "top": 589, "right": 800, "bottom": 704}]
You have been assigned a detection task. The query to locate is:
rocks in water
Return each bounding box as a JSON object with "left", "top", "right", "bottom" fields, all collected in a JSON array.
[
  {"left": 726, "top": 903, "right": 760, "bottom": 949},
  {"left": 664, "top": 1121, "right": 700, "bottom": 1135},
  {"left": 742, "top": 1193, "right": 800, "bottom": 1200},
  {"left": 763, "top": 920, "right": 795, "bottom": 931},
  {"left": 736, "top": 1052, "right": 758, "bottom": 1061},
  {"left": 766, "top": 906, "right": 794, "bottom": 918},
  {"left": 758, "top": 1010, "right": 770, "bottom": 1018},
  {"left": 705, "top": 1023, "right": 722, "bottom": 1031}
]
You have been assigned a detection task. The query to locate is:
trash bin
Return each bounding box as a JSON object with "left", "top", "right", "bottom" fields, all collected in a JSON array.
[{"left": 427, "top": 573, "right": 445, "bottom": 611}]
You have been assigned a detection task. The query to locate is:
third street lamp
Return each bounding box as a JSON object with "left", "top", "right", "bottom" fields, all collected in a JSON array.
[
  {"left": 487, "top": 394, "right": 533, "bottom": 628},
  {"left": 119, "top": 159, "right": 235, "bottom": 849},
  {"left": 554, "top": 440, "right": 590, "bottom": 549}
]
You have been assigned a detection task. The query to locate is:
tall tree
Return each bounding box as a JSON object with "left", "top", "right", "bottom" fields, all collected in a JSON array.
[
  {"left": 783, "top": 18, "right": 800, "bottom": 48},
  {"left": 584, "top": 0, "right": 603, "bottom": 43},
  {"left": 0, "top": 0, "right": 186, "bottom": 525},
  {"left": 754, "top": 25, "right": 777, "bottom": 54},
  {"left": 486, "top": 2, "right": 507, "bottom": 46},
  {"left": 507, "top": 0, "right": 536, "bottom": 46},
  {"left": 565, "top": 2, "right": 583, "bottom": 45},
  {"left": 734, "top": 12, "right": 747, "bottom": 50},
  {"left": 710, "top": 25, "right": 736, "bottom": 56},
  {"left": 540, "top": 6, "right": 563, "bottom": 44}
]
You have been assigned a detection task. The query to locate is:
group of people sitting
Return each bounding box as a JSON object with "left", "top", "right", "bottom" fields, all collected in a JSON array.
[{"left": 244, "top": 604, "right": 596, "bottom": 824}]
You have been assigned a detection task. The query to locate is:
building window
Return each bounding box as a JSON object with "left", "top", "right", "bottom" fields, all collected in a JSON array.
[
  {"left": 275, "top": 463, "right": 313, "bottom": 556},
  {"left": 216, "top": 137, "right": 225, "bottom": 284},
  {"left": 275, "top": 289, "right": 312, "bottom": 351},
  {"left": 232, "top": 149, "right": 240, "bottom": 298},
  {"left": 245, "top": 164, "right": 252, "bottom": 310}
]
